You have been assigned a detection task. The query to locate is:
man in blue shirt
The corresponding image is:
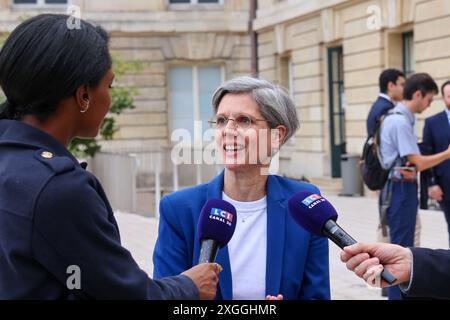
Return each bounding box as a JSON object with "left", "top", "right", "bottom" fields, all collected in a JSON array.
[
  {"left": 367, "top": 70, "right": 406, "bottom": 298},
  {"left": 423, "top": 80, "right": 450, "bottom": 246},
  {"left": 366, "top": 69, "right": 405, "bottom": 137},
  {"left": 379, "top": 73, "right": 450, "bottom": 300}
]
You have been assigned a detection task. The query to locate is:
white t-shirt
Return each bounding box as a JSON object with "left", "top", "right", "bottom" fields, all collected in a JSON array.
[{"left": 223, "top": 192, "right": 267, "bottom": 300}]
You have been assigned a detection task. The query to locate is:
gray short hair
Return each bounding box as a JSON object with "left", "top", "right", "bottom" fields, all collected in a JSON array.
[{"left": 212, "top": 76, "right": 299, "bottom": 144}]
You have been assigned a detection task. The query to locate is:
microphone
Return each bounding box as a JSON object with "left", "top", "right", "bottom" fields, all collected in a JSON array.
[
  {"left": 288, "top": 191, "right": 397, "bottom": 285},
  {"left": 197, "top": 199, "right": 237, "bottom": 264}
]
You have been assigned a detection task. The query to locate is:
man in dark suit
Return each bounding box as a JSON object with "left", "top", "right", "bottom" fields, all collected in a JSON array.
[
  {"left": 366, "top": 69, "right": 406, "bottom": 137},
  {"left": 423, "top": 80, "right": 450, "bottom": 246},
  {"left": 341, "top": 242, "right": 450, "bottom": 299}
]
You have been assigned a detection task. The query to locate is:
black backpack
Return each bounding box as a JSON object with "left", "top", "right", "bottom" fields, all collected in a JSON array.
[{"left": 360, "top": 112, "right": 401, "bottom": 191}]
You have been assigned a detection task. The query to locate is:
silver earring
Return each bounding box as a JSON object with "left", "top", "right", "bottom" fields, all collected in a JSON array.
[{"left": 80, "top": 101, "right": 89, "bottom": 113}]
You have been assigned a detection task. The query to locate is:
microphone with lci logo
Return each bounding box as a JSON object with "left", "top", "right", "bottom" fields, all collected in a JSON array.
[
  {"left": 197, "top": 199, "right": 237, "bottom": 264},
  {"left": 288, "top": 191, "right": 397, "bottom": 285}
]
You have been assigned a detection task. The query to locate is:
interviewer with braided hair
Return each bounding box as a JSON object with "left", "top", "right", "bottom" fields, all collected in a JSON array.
[{"left": 0, "top": 14, "right": 219, "bottom": 300}]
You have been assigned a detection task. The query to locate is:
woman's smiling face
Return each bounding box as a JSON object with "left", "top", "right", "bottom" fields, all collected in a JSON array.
[{"left": 215, "top": 92, "right": 275, "bottom": 171}]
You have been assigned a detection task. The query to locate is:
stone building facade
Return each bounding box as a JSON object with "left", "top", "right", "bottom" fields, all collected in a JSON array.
[
  {"left": 1, "top": 0, "right": 449, "bottom": 185},
  {"left": 0, "top": 0, "right": 252, "bottom": 153},
  {"left": 255, "top": 0, "right": 450, "bottom": 183}
]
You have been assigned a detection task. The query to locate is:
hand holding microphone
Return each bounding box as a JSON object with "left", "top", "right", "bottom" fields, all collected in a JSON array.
[
  {"left": 182, "top": 199, "right": 237, "bottom": 300},
  {"left": 182, "top": 263, "right": 222, "bottom": 300},
  {"left": 287, "top": 191, "right": 397, "bottom": 286},
  {"left": 341, "top": 243, "right": 412, "bottom": 288}
]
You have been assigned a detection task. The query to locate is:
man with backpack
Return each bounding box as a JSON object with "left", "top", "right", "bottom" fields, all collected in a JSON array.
[
  {"left": 364, "top": 69, "right": 406, "bottom": 298},
  {"left": 378, "top": 73, "right": 450, "bottom": 300}
]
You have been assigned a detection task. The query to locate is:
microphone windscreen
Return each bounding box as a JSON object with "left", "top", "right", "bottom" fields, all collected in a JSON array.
[
  {"left": 287, "top": 191, "right": 338, "bottom": 236},
  {"left": 197, "top": 199, "right": 237, "bottom": 248}
]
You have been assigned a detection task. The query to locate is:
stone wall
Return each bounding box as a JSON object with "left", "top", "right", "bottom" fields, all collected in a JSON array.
[{"left": 254, "top": 0, "right": 450, "bottom": 180}]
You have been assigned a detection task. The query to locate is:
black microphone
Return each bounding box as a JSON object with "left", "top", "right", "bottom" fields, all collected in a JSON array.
[
  {"left": 288, "top": 191, "right": 397, "bottom": 285},
  {"left": 197, "top": 199, "right": 237, "bottom": 263}
]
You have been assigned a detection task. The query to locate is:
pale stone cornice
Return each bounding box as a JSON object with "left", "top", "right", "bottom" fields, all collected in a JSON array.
[
  {"left": 0, "top": 10, "right": 249, "bottom": 33},
  {"left": 254, "top": 0, "right": 350, "bottom": 31}
]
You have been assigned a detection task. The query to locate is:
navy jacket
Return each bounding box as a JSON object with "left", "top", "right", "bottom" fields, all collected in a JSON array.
[
  {"left": 153, "top": 172, "right": 331, "bottom": 300},
  {"left": 366, "top": 96, "right": 395, "bottom": 137},
  {"left": 406, "top": 248, "right": 450, "bottom": 299},
  {"left": 422, "top": 111, "right": 450, "bottom": 201},
  {"left": 0, "top": 119, "right": 198, "bottom": 300}
]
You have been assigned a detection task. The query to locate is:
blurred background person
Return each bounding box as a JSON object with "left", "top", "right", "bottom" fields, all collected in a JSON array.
[
  {"left": 366, "top": 69, "right": 405, "bottom": 137},
  {"left": 153, "top": 76, "right": 330, "bottom": 300},
  {"left": 422, "top": 80, "right": 450, "bottom": 247}
]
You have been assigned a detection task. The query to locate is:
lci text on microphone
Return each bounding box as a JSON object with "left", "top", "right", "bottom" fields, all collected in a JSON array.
[
  {"left": 287, "top": 191, "right": 397, "bottom": 285},
  {"left": 197, "top": 199, "right": 237, "bottom": 264}
]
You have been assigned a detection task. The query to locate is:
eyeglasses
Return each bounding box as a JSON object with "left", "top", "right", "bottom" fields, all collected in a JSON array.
[{"left": 208, "top": 115, "right": 268, "bottom": 129}]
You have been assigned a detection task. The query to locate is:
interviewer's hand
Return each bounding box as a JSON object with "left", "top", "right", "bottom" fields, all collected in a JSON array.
[
  {"left": 182, "top": 263, "right": 221, "bottom": 300},
  {"left": 429, "top": 185, "right": 444, "bottom": 201},
  {"left": 340, "top": 243, "right": 412, "bottom": 288}
]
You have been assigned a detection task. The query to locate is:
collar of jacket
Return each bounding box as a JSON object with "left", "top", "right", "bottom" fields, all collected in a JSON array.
[{"left": 0, "top": 119, "right": 80, "bottom": 167}]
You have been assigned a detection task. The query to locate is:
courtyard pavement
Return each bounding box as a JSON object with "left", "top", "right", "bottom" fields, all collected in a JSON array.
[{"left": 114, "top": 194, "right": 449, "bottom": 300}]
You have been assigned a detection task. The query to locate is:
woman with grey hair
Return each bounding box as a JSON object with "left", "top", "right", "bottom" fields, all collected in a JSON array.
[{"left": 153, "top": 76, "right": 330, "bottom": 300}]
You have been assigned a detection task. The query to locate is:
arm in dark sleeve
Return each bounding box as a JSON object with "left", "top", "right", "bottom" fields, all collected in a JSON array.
[
  {"left": 153, "top": 196, "right": 192, "bottom": 279},
  {"left": 405, "top": 248, "right": 450, "bottom": 299},
  {"left": 32, "top": 173, "right": 198, "bottom": 300},
  {"left": 298, "top": 236, "right": 331, "bottom": 300}
]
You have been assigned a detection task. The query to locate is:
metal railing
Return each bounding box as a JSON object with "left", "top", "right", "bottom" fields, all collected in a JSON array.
[{"left": 89, "top": 146, "right": 222, "bottom": 218}]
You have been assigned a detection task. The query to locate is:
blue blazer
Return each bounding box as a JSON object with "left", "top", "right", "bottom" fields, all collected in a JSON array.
[
  {"left": 153, "top": 172, "right": 331, "bottom": 300},
  {"left": 366, "top": 96, "right": 395, "bottom": 136},
  {"left": 423, "top": 111, "right": 450, "bottom": 201}
]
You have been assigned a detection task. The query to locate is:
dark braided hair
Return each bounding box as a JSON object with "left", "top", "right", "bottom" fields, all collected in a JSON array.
[
  {"left": 0, "top": 99, "right": 16, "bottom": 119},
  {"left": 0, "top": 14, "right": 112, "bottom": 121}
]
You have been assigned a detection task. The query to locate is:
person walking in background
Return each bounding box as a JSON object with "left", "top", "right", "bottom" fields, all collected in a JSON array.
[{"left": 366, "top": 69, "right": 405, "bottom": 137}]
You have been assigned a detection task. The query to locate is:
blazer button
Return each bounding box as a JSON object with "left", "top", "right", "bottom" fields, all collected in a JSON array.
[{"left": 41, "top": 151, "right": 54, "bottom": 159}]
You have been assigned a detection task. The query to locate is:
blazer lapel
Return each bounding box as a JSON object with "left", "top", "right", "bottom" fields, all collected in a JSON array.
[
  {"left": 206, "top": 171, "right": 233, "bottom": 300},
  {"left": 265, "top": 175, "right": 286, "bottom": 296},
  {"left": 205, "top": 173, "right": 287, "bottom": 298},
  {"left": 215, "top": 247, "right": 232, "bottom": 300}
]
